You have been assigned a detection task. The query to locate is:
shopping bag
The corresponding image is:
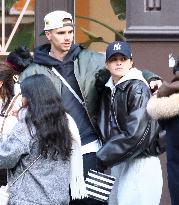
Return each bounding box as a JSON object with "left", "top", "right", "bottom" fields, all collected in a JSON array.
[{"left": 85, "top": 169, "right": 116, "bottom": 202}]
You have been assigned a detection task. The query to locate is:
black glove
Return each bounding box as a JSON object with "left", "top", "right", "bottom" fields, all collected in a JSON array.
[
  {"left": 96, "top": 158, "right": 107, "bottom": 172},
  {"left": 95, "top": 69, "right": 111, "bottom": 95}
]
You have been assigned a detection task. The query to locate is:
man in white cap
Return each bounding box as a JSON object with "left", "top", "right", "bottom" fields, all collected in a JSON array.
[{"left": 19, "top": 10, "right": 162, "bottom": 205}]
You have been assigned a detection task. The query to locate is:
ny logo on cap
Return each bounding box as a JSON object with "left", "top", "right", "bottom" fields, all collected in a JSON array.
[{"left": 113, "top": 43, "right": 121, "bottom": 51}]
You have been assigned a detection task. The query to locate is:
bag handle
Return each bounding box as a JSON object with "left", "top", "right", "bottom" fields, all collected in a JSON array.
[
  {"left": 51, "top": 67, "right": 85, "bottom": 106},
  {"left": 8, "top": 155, "right": 41, "bottom": 188}
]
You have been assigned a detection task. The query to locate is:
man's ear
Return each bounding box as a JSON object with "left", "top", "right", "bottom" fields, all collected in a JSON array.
[{"left": 45, "top": 31, "right": 51, "bottom": 40}]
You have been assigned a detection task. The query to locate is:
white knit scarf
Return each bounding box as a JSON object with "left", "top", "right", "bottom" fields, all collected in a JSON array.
[{"left": 67, "top": 114, "right": 88, "bottom": 199}]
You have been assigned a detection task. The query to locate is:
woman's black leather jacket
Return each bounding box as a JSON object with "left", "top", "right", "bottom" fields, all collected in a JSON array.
[{"left": 96, "top": 79, "right": 165, "bottom": 167}]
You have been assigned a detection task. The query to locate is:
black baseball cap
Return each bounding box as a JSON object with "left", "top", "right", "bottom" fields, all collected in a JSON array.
[{"left": 106, "top": 41, "right": 132, "bottom": 62}]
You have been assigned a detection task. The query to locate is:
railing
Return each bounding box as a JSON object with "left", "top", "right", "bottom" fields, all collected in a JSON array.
[{"left": 0, "top": 0, "right": 31, "bottom": 55}]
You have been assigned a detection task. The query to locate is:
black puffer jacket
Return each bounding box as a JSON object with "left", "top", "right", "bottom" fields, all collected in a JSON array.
[{"left": 96, "top": 73, "right": 165, "bottom": 168}]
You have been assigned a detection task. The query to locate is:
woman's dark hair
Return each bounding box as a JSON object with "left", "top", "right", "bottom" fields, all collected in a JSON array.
[
  {"left": 0, "top": 62, "right": 16, "bottom": 115},
  {"left": 20, "top": 74, "right": 73, "bottom": 161},
  {"left": 6, "top": 46, "right": 33, "bottom": 73}
]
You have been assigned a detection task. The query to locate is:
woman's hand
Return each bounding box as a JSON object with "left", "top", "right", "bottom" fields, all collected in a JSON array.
[{"left": 149, "top": 80, "right": 163, "bottom": 94}]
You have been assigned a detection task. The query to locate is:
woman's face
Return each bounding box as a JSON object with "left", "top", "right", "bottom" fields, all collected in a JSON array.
[{"left": 106, "top": 54, "right": 133, "bottom": 84}]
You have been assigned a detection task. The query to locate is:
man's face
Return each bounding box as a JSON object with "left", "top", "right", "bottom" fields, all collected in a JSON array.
[
  {"left": 45, "top": 21, "right": 74, "bottom": 54},
  {"left": 106, "top": 54, "right": 133, "bottom": 83}
]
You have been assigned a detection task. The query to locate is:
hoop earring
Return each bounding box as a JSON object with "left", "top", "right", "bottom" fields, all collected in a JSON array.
[{"left": 13, "top": 75, "right": 19, "bottom": 83}]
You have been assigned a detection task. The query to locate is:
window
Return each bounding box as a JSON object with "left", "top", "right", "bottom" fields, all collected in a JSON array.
[{"left": 0, "top": 0, "right": 35, "bottom": 56}]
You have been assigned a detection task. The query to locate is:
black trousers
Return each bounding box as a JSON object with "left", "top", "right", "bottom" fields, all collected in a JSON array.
[{"left": 69, "top": 152, "right": 107, "bottom": 205}]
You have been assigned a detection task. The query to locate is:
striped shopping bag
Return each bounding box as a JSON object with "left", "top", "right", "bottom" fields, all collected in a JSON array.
[{"left": 85, "top": 169, "right": 116, "bottom": 202}]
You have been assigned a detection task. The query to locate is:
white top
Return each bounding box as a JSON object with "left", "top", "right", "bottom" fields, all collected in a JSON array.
[{"left": 82, "top": 139, "right": 102, "bottom": 155}]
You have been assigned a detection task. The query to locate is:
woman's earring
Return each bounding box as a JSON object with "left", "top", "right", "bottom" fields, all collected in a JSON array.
[{"left": 13, "top": 75, "right": 19, "bottom": 83}]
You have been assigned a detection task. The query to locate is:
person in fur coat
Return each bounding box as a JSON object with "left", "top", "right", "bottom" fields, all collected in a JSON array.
[{"left": 147, "top": 61, "right": 179, "bottom": 205}]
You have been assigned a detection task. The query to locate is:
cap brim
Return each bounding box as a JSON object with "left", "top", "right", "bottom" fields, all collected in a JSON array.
[
  {"left": 39, "top": 23, "right": 75, "bottom": 36},
  {"left": 106, "top": 52, "right": 130, "bottom": 62}
]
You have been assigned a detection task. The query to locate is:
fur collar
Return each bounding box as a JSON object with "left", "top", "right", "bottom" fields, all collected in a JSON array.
[{"left": 147, "top": 93, "right": 179, "bottom": 119}]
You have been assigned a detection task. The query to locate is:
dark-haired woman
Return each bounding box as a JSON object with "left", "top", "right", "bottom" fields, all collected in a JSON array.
[
  {"left": 0, "top": 74, "right": 86, "bottom": 204},
  {"left": 0, "top": 62, "right": 17, "bottom": 186},
  {"left": 96, "top": 41, "right": 164, "bottom": 205},
  {"left": 0, "top": 46, "right": 33, "bottom": 187},
  {"left": 0, "top": 45, "right": 33, "bottom": 119}
]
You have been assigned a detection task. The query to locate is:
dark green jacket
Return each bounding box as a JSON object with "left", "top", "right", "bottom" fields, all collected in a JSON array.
[{"left": 19, "top": 49, "right": 106, "bottom": 128}]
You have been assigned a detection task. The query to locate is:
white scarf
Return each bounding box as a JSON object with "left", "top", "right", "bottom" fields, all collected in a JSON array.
[{"left": 67, "top": 114, "right": 87, "bottom": 199}]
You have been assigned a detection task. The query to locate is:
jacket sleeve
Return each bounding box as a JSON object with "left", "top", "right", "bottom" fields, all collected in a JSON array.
[
  {"left": 0, "top": 121, "right": 30, "bottom": 169},
  {"left": 141, "top": 69, "right": 162, "bottom": 83},
  {"left": 19, "top": 63, "right": 44, "bottom": 83},
  {"left": 96, "top": 82, "right": 154, "bottom": 167}
]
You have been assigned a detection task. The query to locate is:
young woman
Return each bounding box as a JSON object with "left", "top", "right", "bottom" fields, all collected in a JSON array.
[
  {"left": 0, "top": 74, "right": 86, "bottom": 204},
  {"left": 0, "top": 47, "right": 33, "bottom": 187},
  {"left": 96, "top": 41, "right": 164, "bottom": 205},
  {"left": 0, "top": 62, "right": 17, "bottom": 187},
  {"left": 0, "top": 46, "right": 33, "bottom": 128}
]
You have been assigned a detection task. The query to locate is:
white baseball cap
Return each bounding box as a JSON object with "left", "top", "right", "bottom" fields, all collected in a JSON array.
[{"left": 40, "top": 10, "right": 74, "bottom": 35}]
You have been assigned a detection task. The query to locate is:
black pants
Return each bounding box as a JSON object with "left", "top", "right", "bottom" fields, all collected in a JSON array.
[{"left": 69, "top": 152, "right": 107, "bottom": 205}]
